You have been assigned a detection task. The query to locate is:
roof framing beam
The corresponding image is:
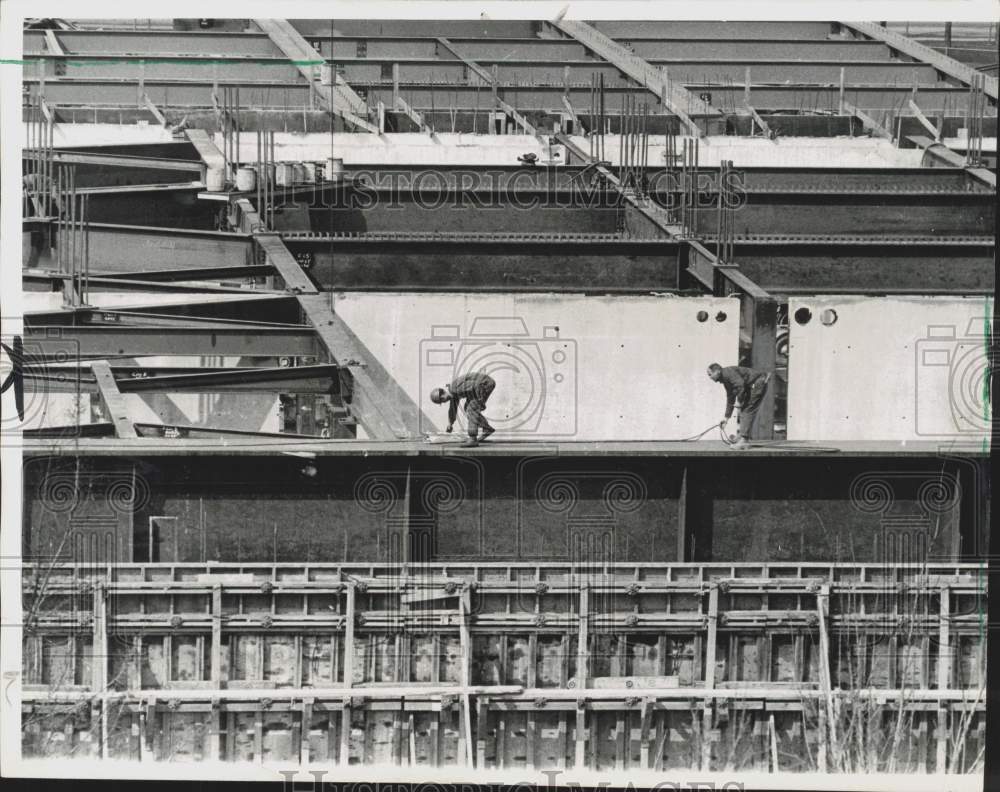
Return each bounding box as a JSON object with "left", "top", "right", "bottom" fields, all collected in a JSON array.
[
  {"left": 25, "top": 364, "right": 342, "bottom": 395},
  {"left": 437, "top": 37, "right": 538, "bottom": 135},
  {"left": 549, "top": 17, "right": 719, "bottom": 137},
  {"left": 90, "top": 360, "right": 136, "bottom": 438},
  {"left": 837, "top": 21, "right": 998, "bottom": 100},
  {"left": 252, "top": 18, "right": 380, "bottom": 133},
  {"left": 22, "top": 324, "right": 317, "bottom": 359}
]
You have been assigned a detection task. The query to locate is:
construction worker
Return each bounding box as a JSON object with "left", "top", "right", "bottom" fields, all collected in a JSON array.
[
  {"left": 707, "top": 363, "right": 771, "bottom": 450},
  {"left": 430, "top": 371, "right": 496, "bottom": 448}
]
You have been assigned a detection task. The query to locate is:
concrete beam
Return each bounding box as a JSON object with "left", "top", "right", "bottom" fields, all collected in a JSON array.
[
  {"left": 298, "top": 294, "right": 423, "bottom": 440},
  {"left": 252, "top": 18, "right": 380, "bottom": 134},
  {"left": 143, "top": 93, "right": 166, "bottom": 125},
  {"left": 254, "top": 233, "right": 318, "bottom": 294},
  {"left": 43, "top": 29, "right": 66, "bottom": 56},
  {"left": 250, "top": 231, "right": 422, "bottom": 439},
  {"left": 437, "top": 37, "right": 538, "bottom": 136},
  {"left": 841, "top": 99, "right": 892, "bottom": 139},
  {"left": 37, "top": 150, "right": 202, "bottom": 173},
  {"left": 907, "top": 99, "right": 941, "bottom": 140},
  {"left": 184, "top": 128, "right": 225, "bottom": 171},
  {"left": 908, "top": 135, "right": 996, "bottom": 189},
  {"left": 90, "top": 360, "right": 136, "bottom": 438},
  {"left": 838, "top": 21, "right": 998, "bottom": 100},
  {"left": 549, "top": 17, "right": 718, "bottom": 137}
]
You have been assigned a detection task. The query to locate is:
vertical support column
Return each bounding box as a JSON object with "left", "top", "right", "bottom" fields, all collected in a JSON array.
[
  {"left": 838, "top": 68, "right": 846, "bottom": 115},
  {"left": 639, "top": 697, "right": 653, "bottom": 768},
  {"left": 92, "top": 583, "right": 107, "bottom": 692},
  {"left": 211, "top": 585, "right": 223, "bottom": 686},
  {"left": 208, "top": 698, "right": 221, "bottom": 761},
  {"left": 343, "top": 582, "right": 356, "bottom": 687},
  {"left": 936, "top": 585, "right": 951, "bottom": 772},
  {"left": 816, "top": 583, "right": 837, "bottom": 770},
  {"left": 701, "top": 583, "right": 719, "bottom": 771},
  {"left": 574, "top": 699, "right": 587, "bottom": 769},
  {"left": 460, "top": 585, "right": 474, "bottom": 767},
  {"left": 392, "top": 63, "right": 399, "bottom": 109},
  {"left": 749, "top": 296, "right": 778, "bottom": 440},
  {"left": 299, "top": 698, "right": 313, "bottom": 765},
  {"left": 744, "top": 67, "right": 751, "bottom": 106},
  {"left": 577, "top": 586, "right": 590, "bottom": 687}
]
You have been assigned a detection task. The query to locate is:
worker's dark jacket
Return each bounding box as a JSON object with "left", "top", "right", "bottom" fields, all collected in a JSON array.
[
  {"left": 719, "top": 366, "right": 768, "bottom": 418},
  {"left": 447, "top": 372, "right": 495, "bottom": 426}
]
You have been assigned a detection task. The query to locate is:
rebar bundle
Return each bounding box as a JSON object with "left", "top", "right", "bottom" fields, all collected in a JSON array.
[
  {"left": 716, "top": 159, "right": 736, "bottom": 264},
  {"left": 23, "top": 90, "right": 55, "bottom": 225},
  {"left": 54, "top": 164, "right": 89, "bottom": 307}
]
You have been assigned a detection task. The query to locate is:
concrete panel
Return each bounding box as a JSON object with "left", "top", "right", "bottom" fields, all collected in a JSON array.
[
  {"left": 787, "top": 296, "right": 992, "bottom": 442},
  {"left": 332, "top": 292, "right": 739, "bottom": 440}
]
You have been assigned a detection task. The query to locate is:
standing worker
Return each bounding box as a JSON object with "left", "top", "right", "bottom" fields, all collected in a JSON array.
[
  {"left": 430, "top": 370, "right": 496, "bottom": 448},
  {"left": 707, "top": 363, "right": 771, "bottom": 449}
]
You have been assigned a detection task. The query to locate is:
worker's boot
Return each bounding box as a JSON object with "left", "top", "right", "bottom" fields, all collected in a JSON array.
[
  {"left": 479, "top": 427, "right": 495, "bottom": 442},
  {"left": 460, "top": 437, "right": 479, "bottom": 448},
  {"left": 731, "top": 436, "right": 750, "bottom": 450}
]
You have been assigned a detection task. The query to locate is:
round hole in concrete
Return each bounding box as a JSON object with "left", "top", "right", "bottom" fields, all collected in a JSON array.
[
  {"left": 715, "top": 311, "right": 727, "bottom": 322},
  {"left": 794, "top": 307, "right": 813, "bottom": 325},
  {"left": 820, "top": 309, "right": 838, "bottom": 326},
  {"left": 696, "top": 311, "right": 709, "bottom": 322}
]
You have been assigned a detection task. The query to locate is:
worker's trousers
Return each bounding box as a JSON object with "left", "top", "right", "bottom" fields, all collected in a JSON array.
[
  {"left": 738, "top": 374, "right": 771, "bottom": 438},
  {"left": 463, "top": 376, "right": 495, "bottom": 436}
]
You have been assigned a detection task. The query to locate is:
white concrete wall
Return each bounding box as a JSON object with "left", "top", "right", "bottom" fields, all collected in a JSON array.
[
  {"left": 788, "top": 296, "right": 992, "bottom": 443},
  {"left": 334, "top": 292, "right": 740, "bottom": 441},
  {"left": 31, "top": 124, "right": 929, "bottom": 168}
]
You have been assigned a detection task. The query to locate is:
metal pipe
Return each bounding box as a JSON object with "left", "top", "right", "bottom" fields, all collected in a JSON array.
[
  {"left": 55, "top": 166, "right": 62, "bottom": 273},
  {"left": 618, "top": 94, "right": 624, "bottom": 180},
  {"left": 71, "top": 167, "right": 78, "bottom": 305},
  {"left": 235, "top": 85, "right": 241, "bottom": 175},
  {"left": 83, "top": 193, "right": 90, "bottom": 305},
  {"left": 599, "top": 74, "right": 605, "bottom": 163}
]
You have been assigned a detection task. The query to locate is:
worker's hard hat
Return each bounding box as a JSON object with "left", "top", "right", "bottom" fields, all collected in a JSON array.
[{"left": 430, "top": 388, "right": 447, "bottom": 404}]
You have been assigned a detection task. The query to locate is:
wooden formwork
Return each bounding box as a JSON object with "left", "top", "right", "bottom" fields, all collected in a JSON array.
[{"left": 20, "top": 561, "right": 987, "bottom": 771}]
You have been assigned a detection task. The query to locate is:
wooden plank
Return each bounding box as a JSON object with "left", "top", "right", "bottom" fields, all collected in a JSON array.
[
  {"left": 211, "top": 586, "right": 222, "bottom": 686},
  {"left": 816, "top": 583, "right": 837, "bottom": 768},
  {"left": 574, "top": 701, "right": 586, "bottom": 768},
  {"left": 577, "top": 587, "right": 590, "bottom": 688},
  {"left": 462, "top": 694, "right": 474, "bottom": 767},
  {"left": 343, "top": 585, "right": 356, "bottom": 687},
  {"left": 475, "top": 697, "right": 487, "bottom": 768},
  {"left": 340, "top": 702, "right": 352, "bottom": 764},
  {"left": 936, "top": 585, "right": 951, "bottom": 772},
  {"left": 639, "top": 697, "right": 653, "bottom": 768},
  {"left": 301, "top": 699, "right": 313, "bottom": 765}
]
